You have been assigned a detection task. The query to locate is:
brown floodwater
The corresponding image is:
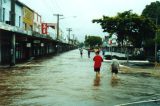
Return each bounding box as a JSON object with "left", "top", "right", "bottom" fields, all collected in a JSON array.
[{"left": 0, "top": 49, "right": 160, "bottom": 106}]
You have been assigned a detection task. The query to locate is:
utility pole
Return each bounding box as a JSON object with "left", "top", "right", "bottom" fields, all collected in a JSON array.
[
  {"left": 53, "top": 14, "right": 63, "bottom": 40},
  {"left": 72, "top": 34, "right": 75, "bottom": 45},
  {"left": 155, "top": 17, "right": 158, "bottom": 62},
  {"left": 10, "top": 0, "right": 16, "bottom": 66},
  {"left": 66, "top": 28, "right": 72, "bottom": 44}
]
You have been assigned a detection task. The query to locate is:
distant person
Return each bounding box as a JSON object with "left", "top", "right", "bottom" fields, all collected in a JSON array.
[
  {"left": 110, "top": 58, "right": 120, "bottom": 79},
  {"left": 79, "top": 48, "right": 83, "bottom": 57},
  {"left": 102, "top": 48, "right": 105, "bottom": 56},
  {"left": 93, "top": 51, "right": 103, "bottom": 77},
  {"left": 88, "top": 49, "right": 90, "bottom": 58}
]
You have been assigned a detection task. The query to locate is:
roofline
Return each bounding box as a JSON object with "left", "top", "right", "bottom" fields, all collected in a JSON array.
[
  {"left": 16, "top": 0, "right": 42, "bottom": 16},
  {"left": 16, "top": 0, "right": 34, "bottom": 12}
]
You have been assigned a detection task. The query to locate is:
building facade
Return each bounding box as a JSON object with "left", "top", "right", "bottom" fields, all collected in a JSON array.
[
  {"left": 15, "top": 1, "right": 23, "bottom": 28},
  {"left": 0, "top": 0, "right": 2, "bottom": 22},
  {"left": 0, "top": 0, "right": 11, "bottom": 23},
  {"left": 0, "top": 0, "right": 75, "bottom": 65},
  {"left": 0, "top": 0, "right": 41, "bottom": 64},
  {"left": 33, "top": 12, "right": 41, "bottom": 34}
]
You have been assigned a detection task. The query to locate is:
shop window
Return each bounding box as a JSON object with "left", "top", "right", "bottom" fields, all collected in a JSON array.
[
  {"left": 3, "top": 0, "right": 6, "bottom": 3},
  {"left": 19, "top": 16, "right": 21, "bottom": 27},
  {"left": 23, "top": 23, "right": 27, "bottom": 30}
]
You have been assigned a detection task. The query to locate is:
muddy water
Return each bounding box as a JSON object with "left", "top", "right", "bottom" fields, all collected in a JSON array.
[{"left": 0, "top": 49, "right": 160, "bottom": 106}]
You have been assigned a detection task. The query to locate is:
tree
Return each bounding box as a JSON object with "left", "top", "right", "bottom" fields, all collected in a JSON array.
[
  {"left": 142, "top": 1, "right": 160, "bottom": 44},
  {"left": 84, "top": 36, "right": 102, "bottom": 48},
  {"left": 157, "top": 30, "right": 160, "bottom": 44},
  {"left": 78, "top": 42, "right": 84, "bottom": 48},
  {"left": 92, "top": 10, "right": 156, "bottom": 48},
  {"left": 142, "top": 1, "right": 160, "bottom": 25}
]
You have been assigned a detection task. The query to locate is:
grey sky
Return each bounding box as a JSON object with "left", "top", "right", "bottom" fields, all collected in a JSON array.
[{"left": 19, "top": 0, "right": 159, "bottom": 42}]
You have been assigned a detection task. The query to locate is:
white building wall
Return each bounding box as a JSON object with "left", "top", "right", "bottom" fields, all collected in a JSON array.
[
  {"left": 33, "top": 12, "right": 41, "bottom": 33},
  {"left": 48, "top": 27, "right": 56, "bottom": 39},
  {"left": 15, "top": 4, "right": 23, "bottom": 28},
  {"left": 0, "top": 0, "right": 2, "bottom": 22},
  {"left": 1, "top": 0, "right": 11, "bottom": 23}
]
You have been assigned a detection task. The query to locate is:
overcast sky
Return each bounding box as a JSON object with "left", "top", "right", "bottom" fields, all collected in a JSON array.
[{"left": 19, "top": 0, "right": 159, "bottom": 42}]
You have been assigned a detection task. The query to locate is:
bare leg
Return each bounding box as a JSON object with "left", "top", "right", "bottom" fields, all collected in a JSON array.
[
  {"left": 96, "top": 72, "right": 98, "bottom": 77},
  {"left": 96, "top": 72, "right": 100, "bottom": 77},
  {"left": 112, "top": 73, "right": 116, "bottom": 80},
  {"left": 115, "top": 74, "right": 118, "bottom": 79},
  {"left": 98, "top": 72, "right": 100, "bottom": 77}
]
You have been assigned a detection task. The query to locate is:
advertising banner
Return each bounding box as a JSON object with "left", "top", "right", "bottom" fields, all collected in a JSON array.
[
  {"left": 41, "top": 23, "right": 48, "bottom": 34},
  {"left": 23, "top": 7, "right": 34, "bottom": 26}
]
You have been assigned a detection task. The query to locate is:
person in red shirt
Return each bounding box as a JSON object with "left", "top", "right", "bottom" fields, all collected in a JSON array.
[{"left": 93, "top": 51, "right": 103, "bottom": 77}]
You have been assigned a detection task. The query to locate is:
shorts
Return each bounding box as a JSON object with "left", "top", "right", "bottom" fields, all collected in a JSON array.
[
  {"left": 94, "top": 67, "right": 100, "bottom": 72},
  {"left": 112, "top": 69, "right": 118, "bottom": 74}
]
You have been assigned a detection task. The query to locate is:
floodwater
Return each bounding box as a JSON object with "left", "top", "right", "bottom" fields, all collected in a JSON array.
[{"left": 0, "top": 49, "right": 160, "bottom": 106}]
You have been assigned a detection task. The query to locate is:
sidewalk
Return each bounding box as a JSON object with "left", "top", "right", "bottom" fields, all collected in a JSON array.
[
  {"left": 104, "top": 51, "right": 126, "bottom": 57},
  {"left": 0, "top": 65, "right": 10, "bottom": 68}
]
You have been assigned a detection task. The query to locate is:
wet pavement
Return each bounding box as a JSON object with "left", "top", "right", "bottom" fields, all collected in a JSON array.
[{"left": 0, "top": 49, "right": 160, "bottom": 106}]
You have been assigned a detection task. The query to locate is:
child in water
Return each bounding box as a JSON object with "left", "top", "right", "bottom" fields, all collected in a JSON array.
[{"left": 93, "top": 51, "right": 103, "bottom": 77}]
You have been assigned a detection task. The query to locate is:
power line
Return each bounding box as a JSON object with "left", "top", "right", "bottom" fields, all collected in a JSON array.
[{"left": 50, "top": 0, "right": 63, "bottom": 13}]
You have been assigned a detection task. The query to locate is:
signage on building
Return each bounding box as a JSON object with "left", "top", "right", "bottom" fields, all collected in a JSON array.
[
  {"left": 109, "top": 40, "right": 112, "bottom": 45},
  {"left": 47, "top": 23, "right": 56, "bottom": 29},
  {"left": 26, "top": 43, "right": 31, "bottom": 47},
  {"left": 41, "top": 43, "right": 44, "bottom": 47},
  {"left": 23, "top": 7, "right": 34, "bottom": 26},
  {"left": 41, "top": 23, "right": 56, "bottom": 34},
  {"left": 41, "top": 23, "right": 48, "bottom": 34},
  {"left": 33, "top": 40, "right": 40, "bottom": 43}
]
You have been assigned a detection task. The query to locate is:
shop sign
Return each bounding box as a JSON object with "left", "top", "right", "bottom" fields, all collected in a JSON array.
[
  {"left": 41, "top": 43, "right": 44, "bottom": 47},
  {"left": 41, "top": 23, "right": 48, "bottom": 34},
  {"left": 33, "top": 40, "right": 40, "bottom": 43},
  {"left": 23, "top": 7, "right": 34, "bottom": 26},
  {"left": 26, "top": 43, "right": 31, "bottom": 47}
]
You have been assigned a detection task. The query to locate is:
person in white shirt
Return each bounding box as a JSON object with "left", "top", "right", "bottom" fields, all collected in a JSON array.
[{"left": 110, "top": 58, "right": 120, "bottom": 79}]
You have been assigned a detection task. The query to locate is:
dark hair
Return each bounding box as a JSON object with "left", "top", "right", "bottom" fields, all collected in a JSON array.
[{"left": 96, "top": 51, "right": 99, "bottom": 54}]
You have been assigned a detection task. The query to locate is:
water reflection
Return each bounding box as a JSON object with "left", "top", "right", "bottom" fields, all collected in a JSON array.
[
  {"left": 93, "top": 75, "right": 101, "bottom": 86},
  {"left": 110, "top": 77, "right": 120, "bottom": 87}
]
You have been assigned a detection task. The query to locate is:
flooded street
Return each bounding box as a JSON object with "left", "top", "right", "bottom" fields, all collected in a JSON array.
[{"left": 0, "top": 49, "right": 160, "bottom": 106}]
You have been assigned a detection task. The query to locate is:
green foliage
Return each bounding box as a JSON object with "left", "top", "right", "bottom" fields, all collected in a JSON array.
[
  {"left": 142, "top": 1, "right": 160, "bottom": 44},
  {"left": 78, "top": 42, "right": 84, "bottom": 48},
  {"left": 84, "top": 35, "right": 102, "bottom": 47},
  {"left": 93, "top": 10, "right": 156, "bottom": 48},
  {"left": 157, "top": 31, "right": 160, "bottom": 44},
  {"left": 142, "top": 1, "right": 160, "bottom": 25}
]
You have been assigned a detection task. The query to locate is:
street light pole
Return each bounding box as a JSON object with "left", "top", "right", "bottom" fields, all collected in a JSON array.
[{"left": 54, "top": 14, "right": 63, "bottom": 40}]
